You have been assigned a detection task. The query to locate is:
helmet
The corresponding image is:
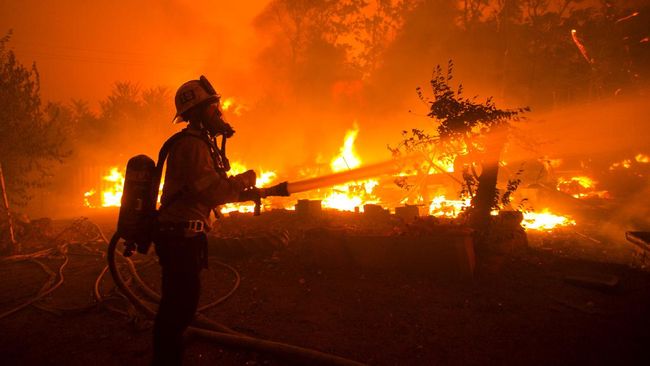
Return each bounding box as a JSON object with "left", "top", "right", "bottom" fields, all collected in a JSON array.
[{"left": 173, "top": 75, "right": 219, "bottom": 123}]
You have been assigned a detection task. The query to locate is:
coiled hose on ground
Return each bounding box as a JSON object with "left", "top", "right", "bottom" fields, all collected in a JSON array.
[
  {"left": 106, "top": 231, "right": 366, "bottom": 366},
  {"left": 0, "top": 218, "right": 366, "bottom": 365}
]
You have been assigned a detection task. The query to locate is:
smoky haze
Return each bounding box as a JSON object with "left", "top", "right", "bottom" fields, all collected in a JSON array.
[{"left": 1, "top": 0, "right": 649, "bottom": 221}]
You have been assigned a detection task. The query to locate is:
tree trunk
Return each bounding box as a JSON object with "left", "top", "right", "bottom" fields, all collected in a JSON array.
[
  {"left": 470, "top": 161, "right": 498, "bottom": 233},
  {"left": 468, "top": 129, "right": 506, "bottom": 245}
]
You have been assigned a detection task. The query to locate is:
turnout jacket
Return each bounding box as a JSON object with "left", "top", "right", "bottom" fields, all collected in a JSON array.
[{"left": 157, "top": 127, "right": 244, "bottom": 230}]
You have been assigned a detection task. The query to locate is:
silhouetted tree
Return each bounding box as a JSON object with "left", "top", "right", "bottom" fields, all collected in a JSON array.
[
  {"left": 0, "top": 31, "right": 70, "bottom": 206},
  {"left": 352, "top": 0, "right": 415, "bottom": 78},
  {"left": 391, "top": 62, "right": 528, "bottom": 241}
]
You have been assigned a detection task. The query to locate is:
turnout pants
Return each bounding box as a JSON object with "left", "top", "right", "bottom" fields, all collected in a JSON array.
[{"left": 152, "top": 231, "right": 207, "bottom": 366}]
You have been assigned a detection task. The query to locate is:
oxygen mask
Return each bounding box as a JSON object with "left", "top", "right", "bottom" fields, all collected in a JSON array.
[{"left": 203, "top": 103, "right": 235, "bottom": 138}]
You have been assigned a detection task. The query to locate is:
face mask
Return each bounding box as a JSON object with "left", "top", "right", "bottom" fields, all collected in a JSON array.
[{"left": 203, "top": 103, "right": 235, "bottom": 138}]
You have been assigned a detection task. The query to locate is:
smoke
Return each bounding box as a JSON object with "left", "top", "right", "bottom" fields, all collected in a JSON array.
[{"left": 511, "top": 95, "right": 650, "bottom": 160}]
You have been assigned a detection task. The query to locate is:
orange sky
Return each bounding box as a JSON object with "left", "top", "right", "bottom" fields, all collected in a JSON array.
[{"left": 0, "top": 1, "right": 268, "bottom": 105}]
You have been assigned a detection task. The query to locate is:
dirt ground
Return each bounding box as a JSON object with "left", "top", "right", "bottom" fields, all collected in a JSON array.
[{"left": 1, "top": 210, "right": 649, "bottom": 366}]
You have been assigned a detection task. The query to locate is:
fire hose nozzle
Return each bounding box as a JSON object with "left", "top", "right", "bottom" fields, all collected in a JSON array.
[
  {"left": 235, "top": 182, "right": 290, "bottom": 217},
  {"left": 260, "top": 181, "right": 290, "bottom": 198}
]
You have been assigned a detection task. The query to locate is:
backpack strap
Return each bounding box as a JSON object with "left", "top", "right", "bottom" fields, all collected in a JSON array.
[{"left": 155, "top": 129, "right": 228, "bottom": 210}]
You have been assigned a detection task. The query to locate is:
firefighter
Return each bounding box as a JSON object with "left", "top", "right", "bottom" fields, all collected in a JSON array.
[{"left": 152, "top": 76, "right": 256, "bottom": 366}]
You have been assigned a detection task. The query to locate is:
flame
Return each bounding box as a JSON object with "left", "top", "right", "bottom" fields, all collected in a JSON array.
[
  {"left": 220, "top": 202, "right": 257, "bottom": 214},
  {"left": 78, "top": 164, "right": 579, "bottom": 233},
  {"left": 319, "top": 123, "right": 379, "bottom": 211},
  {"left": 78, "top": 123, "right": 591, "bottom": 234},
  {"left": 321, "top": 190, "right": 365, "bottom": 211},
  {"left": 428, "top": 195, "right": 471, "bottom": 218},
  {"left": 609, "top": 154, "right": 636, "bottom": 170},
  {"left": 229, "top": 160, "right": 278, "bottom": 187},
  {"left": 257, "top": 170, "right": 278, "bottom": 186},
  {"left": 83, "top": 189, "right": 96, "bottom": 208},
  {"left": 522, "top": 210, "right": 576, "bottom": 231},
  {"left": 220, "top": 97, "right": 247, "bottom": 116},
  {"left": 558, "top": 176, "right": 594, "bottom": 189},
  {"left": 218, "top": 161, "right": 280, "bottom": 214},
  {"left": 557, "top": 175, "right": 608, "bottom": 199},
  {"left": 609, "top": 153, "right": 648, "bottom": 170},
  {"left": 330, "top": 123, "right": 361, "bottom": 171},
  {"left": 84, "top": 167, "right": 125, "bottom": 208}
]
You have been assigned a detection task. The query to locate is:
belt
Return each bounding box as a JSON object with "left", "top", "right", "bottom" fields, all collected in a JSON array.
[{"left": 157, "top": 220, "right": 206, "bottom": 234}]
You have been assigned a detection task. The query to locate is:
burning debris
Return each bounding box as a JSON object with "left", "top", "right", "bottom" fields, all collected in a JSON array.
[
  {"left": 521, "top": 210, "right": 576, "bottom": 231},
  {"left": 80, "top": 108, "right": 607, "bottom": 237}
]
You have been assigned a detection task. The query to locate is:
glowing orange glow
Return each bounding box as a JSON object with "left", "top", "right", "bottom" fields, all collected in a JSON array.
[
  {"left": 548, "top": 159, "right": 563, "bottom": 168},
  {"left": 522, "top": 210, "right": 576, "bottom": 231}
]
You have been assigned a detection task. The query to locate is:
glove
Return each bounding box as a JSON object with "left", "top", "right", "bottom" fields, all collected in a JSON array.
[{"left": 233, "top": 169, "right": 256, "bottom": 189}]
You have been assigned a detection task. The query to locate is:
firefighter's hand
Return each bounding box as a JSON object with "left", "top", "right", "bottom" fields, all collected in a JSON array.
[{"left": 234, "top": 170, "right": 256, "bottom": 189}]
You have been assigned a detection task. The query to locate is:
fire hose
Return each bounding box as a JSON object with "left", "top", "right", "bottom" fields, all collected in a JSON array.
[
  {"left": 103, "top": 158, "right": 428, "bottom": 364},
  {"left": 244, "top": 156, "right": 417, "bottom": 214},
  {"left": 0, "top": 218, "right": 93, "bottom": 320},
  {"left": 2, "top": 158, "right": 415, "bottom": 362},
  {"left": 106, "top": 231, "right": 365, "bottom": 366},
  {"left": 109, "top": 174, "right": 372, "bottom": 364},
  {"left": 107, "top": 172, "right": 371, "bottom": 364}
]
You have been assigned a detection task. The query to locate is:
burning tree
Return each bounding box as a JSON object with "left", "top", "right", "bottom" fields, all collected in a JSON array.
[{"left": 391, "top": 61, "right": 528, "bottom": 239}]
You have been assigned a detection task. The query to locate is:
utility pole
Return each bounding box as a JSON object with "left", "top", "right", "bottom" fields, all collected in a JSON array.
[{"left": 0, "top": 162, "right": 18, "bottom": 254}]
